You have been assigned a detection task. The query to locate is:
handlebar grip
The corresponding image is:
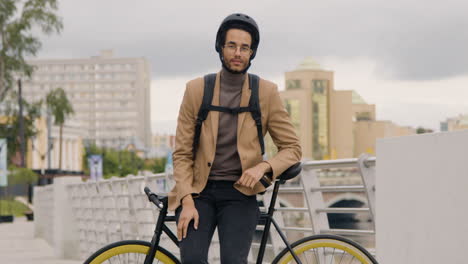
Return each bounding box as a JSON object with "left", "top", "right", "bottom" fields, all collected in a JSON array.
[
  {"left": 144, "top": 186, "right": 162, "bottom": 208},
  {"left": 144, "top": 187, "right": 151, "bottom": 195}
]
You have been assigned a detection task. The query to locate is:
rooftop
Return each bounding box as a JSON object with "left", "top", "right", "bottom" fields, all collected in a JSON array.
[
  {"left": 352, "top": 91, "right": 367, "bottom": 104},
  {"left": 296, "top": 57, "right": 324, "bottom": 71}
]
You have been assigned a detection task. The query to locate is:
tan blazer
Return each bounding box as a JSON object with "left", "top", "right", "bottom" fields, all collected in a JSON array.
[{"left": 168, "top": 72, "right": 302, "bottom": 211}]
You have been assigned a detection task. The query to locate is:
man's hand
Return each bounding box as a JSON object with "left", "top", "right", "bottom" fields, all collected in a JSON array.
[
  {"left": 177, "top": 195, "right": 199, "bottom": 241},
  {"left": 236, "top": 162, "right": 271, "bottom": 189}
]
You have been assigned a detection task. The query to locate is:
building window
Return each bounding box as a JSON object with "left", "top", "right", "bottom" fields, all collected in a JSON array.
[
  {"left": 356, "top": 112, "right": 372, "bottom": 121},
  {"left": 311, "top": 80, "right": 329, "bottom": 160},
  {"left": 312, "top": 80, "right": 326, "bottom": 94},
  {"left": 286, "top": 79, "right": 301, "bottom": 90},
  {"left": 284, "top": 99, "right": 301, "bottom": 138}
]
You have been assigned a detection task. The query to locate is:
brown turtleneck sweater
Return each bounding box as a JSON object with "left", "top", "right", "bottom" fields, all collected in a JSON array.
[{"left": 208, "top": 69, "right": 245, "bottom": 181}]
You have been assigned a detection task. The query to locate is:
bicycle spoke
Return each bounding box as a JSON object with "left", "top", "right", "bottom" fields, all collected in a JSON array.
[
  {"left": 312, "top": 248, "right": 319, "bottom": 264},
  {"left": 329, "top": 247, "right": 336, "bottom": 264},
  {"left": 304, "top": 249, "right": 311, "bottom": 264},
  {"left": 338, "top": 250, "right": 345, "bottom": 264},
  {"left": 117, "top": 252, "right": 123, "bottom": 264}
]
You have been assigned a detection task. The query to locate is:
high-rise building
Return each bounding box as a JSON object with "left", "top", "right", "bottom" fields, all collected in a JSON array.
[
  {"left": 272, "top": 57, "right": 350, "bottom": 160},
  {"left": 266, "top": 57, "right": 415, "bottom": 160},
  {"left": 23, "top": 50, "right": 152, "bottom": 150}
]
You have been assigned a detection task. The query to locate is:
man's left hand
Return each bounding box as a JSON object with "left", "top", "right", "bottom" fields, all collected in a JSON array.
[{"left": 236, "top": 162, "right": 271, "bottom": 189}]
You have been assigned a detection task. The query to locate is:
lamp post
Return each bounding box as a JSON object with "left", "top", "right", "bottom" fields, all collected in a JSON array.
[{"left": 18, "top": 79, "right": 25, "bottom": 168}]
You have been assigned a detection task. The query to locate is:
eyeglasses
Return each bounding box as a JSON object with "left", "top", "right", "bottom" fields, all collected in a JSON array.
[{"left": 223, "top": 43, "right": 252, "bottom": 55}]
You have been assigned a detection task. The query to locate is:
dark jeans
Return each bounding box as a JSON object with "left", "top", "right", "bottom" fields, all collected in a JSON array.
[{"left": 175, "top": 180, "right": 259, "bottom": 264}]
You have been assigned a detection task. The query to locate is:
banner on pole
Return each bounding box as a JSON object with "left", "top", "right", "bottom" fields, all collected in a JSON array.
[
  {"left": 0, "top": 139, "right": 7, "bottom": 187},
  {"left": 88, "top": 154, "right": 103, "bottom": 181},
  {"left": 161, "top": 150, "right": 174, "bottom": 192}
]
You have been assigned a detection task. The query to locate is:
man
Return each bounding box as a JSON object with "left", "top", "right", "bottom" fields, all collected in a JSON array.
[{"left": 168, "top": 13, "right": 301, "bottom": 263}]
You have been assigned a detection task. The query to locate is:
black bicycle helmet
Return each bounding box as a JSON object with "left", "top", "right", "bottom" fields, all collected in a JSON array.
[
  {"left": 216, "top": 13, "right": 260, "bottom": 60},
  {"left": 215, "top": 13, "right": 260, "bottom": 73}
]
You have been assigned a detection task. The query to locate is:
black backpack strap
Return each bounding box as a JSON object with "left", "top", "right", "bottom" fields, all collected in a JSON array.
[
  {"left": 192, "top": 73, "right": 216, "bottom": 158},
  {"left": 248, "top": 74, "right": 265, "bottom": 155},
  {"left": 208, "top": 105, "right": 250, "bottom": 114}
]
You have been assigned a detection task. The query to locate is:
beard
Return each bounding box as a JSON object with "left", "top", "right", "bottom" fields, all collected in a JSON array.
[{"left": 223, "top": 59, "right": 249, "bottom": 74}]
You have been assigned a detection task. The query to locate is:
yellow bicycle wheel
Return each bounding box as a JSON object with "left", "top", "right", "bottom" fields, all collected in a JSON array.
[
  {"left": 84, "top": 240, "right": 180, "bottom": 264},
  {"left": 272, "top": 235, "right": 377, "bottom": 264}
]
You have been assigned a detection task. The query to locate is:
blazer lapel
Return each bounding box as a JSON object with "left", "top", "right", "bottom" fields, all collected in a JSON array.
[
  {"left": 209, "top": 72, "right": 221, "bottom": 147},
  {"left": 237, "top": 74, "right": 252, "bottom": 138}
]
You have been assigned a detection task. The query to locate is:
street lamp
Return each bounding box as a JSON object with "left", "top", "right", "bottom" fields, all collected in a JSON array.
[{"left": 17, "top": 79, "right": 26, "bottom": 168}]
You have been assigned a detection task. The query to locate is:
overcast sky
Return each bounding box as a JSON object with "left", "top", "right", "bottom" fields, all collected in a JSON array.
[{"left": 35, "top": 0, "right": 468, "bottom": 133}]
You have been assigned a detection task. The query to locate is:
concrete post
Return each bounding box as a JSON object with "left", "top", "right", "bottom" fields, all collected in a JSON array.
[
  {"left": 376, "top": 131, "right": 468, "bottom": 263},
  {"left": 53, "top": 176, "right": 81, "bottom": 259}
]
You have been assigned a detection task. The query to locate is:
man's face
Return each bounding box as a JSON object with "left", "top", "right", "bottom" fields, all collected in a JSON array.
[{"left": 222, "top": 28, "right": 253, "bottom": 72}]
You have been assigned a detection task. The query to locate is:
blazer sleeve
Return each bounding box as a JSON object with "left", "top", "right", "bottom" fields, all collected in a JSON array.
[
  {"left": 264, "top": 85, "right": 302, "bottom": 180},
  {"left": 172, "top": 83, "right": 197, "bottom": 204}
]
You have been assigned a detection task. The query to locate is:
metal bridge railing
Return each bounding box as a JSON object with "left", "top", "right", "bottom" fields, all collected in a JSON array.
[{"left": 35, "top": 154, "right": 376, "bottom": 262}]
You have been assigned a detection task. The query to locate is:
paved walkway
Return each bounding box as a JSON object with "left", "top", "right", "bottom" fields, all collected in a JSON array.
[{"left": 0, "top": 217, "right": 82, "bottom": 264}]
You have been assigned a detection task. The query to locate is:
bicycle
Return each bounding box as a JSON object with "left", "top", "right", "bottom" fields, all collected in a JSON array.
[{"left": 84, "top": 163, "right": 378, "bottom": 264}]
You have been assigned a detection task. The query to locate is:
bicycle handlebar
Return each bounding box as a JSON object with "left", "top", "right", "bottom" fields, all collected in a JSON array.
[{"left": 144, "top": 187, "right": 163, "bottom": 209}]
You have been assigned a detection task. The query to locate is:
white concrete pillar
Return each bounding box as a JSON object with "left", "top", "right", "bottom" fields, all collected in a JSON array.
[
  {"left": 53, "top": 176, "right": 82, "bottom": 259},
  {"left": 376, "top": 131, "right": 468, "bottom": 263}
]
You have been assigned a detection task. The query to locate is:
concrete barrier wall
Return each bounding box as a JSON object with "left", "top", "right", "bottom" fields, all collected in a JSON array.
[
  {"left": 33, "top": 176, "right": 82, "bottom": 260},
  {"left": 376, "top": 131, "right": 468, "bottom": 263},
  {"left": 33, "top": 184, "right": 54, "bottom": 245}
]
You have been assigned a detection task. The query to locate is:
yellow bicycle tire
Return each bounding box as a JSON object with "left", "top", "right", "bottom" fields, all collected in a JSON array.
[
  {"left": 272, "top": 235, "right": 378, "bottom": 264},
  {"left": 84, "top": 240, "right": 179, "bottom": 264}
]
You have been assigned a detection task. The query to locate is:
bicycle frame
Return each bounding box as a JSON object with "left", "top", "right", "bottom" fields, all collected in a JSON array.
[
  {"left": 256, "top": 180, "right": 302, "bottom": 264},
  {"left": 143, "top": 180, "right": 303, "bottom": 264}
]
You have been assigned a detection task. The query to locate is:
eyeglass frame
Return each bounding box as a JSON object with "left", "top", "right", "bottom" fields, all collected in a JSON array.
[{"left": 223, "top": 42, "right": 253, "bottom": 56}]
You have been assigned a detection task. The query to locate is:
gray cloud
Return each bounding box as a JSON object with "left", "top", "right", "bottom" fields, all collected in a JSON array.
[{"left": 35, "top": 0, "right": 468, "bottom": 81}]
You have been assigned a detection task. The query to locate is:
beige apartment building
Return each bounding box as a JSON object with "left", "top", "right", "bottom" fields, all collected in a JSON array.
[
  {"left": 152, "top": 133, "right": 176, "bottom": 150},
  {"left": 440, "top": 114, "right": 468, "bottom": 132},
  {"left": 267, "top": 57, "right": 415, "bottom": 160},
  {"left": 22, "top": 50, "right": 152, "bottom": 150},
  {"left": 26, "top": 117, "right": 84, "bottom": 172}
]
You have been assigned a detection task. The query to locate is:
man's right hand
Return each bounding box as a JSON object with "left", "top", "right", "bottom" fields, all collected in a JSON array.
[{"left": 177, "top": 195, "right": 199, "bottom": 241}]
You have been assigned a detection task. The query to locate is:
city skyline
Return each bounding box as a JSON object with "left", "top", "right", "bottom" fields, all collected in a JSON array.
[{"left": 29, "top": 0, "right": 468, "bottom": 133}]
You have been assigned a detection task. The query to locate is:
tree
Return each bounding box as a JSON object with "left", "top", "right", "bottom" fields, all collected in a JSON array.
[
  {"left": 83, "top": 145, "right": 163, "bottom": 178},
  {"left": 8, "top": 166, "right": 38, "bottom": 185},
  {"left": 0, "top": 93, "right": 42, "bottom": 166},
  {"left": 144, "top": 157, "right": 167, "bottom": 173},
  {"left": 416, "top": 127, "right": 434, "bottom": 134},
  {"left": 7, "top": 166, "right": 37, "bottom": 209},
  {"left": 0, "top": 0, "right": 63, "bottom": 101},
  {"left": 46, "top": 88, "right": 73, "bottom": 171}
]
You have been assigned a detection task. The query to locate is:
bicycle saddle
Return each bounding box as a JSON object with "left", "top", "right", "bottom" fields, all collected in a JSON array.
[
  {"left": 277, "top": 162, "right": 302, "bottom": 181},
  {"left": 261, "top": 162, "right": 302, "bottom": 188}
]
